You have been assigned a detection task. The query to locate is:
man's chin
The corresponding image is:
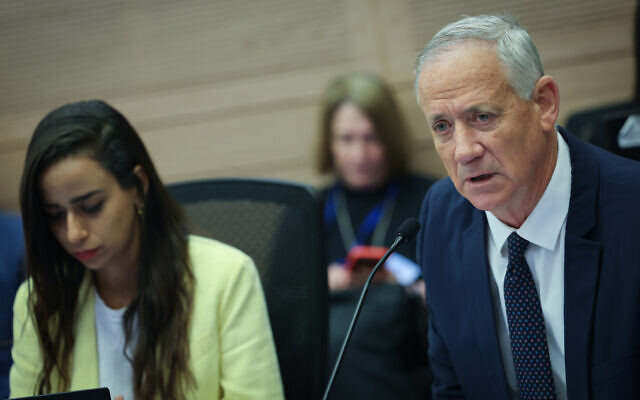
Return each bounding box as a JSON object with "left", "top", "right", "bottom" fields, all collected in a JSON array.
[{"left": 464, "top": 194, "right": 507, "bottom": 213}]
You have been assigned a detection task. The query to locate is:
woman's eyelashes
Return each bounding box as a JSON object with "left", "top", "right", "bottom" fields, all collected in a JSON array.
[
  {"left": 45, "top": 200, "right": 105, "bottom": 221},
  {"left": 82, "top": 200, "right": 104, "bottom": 214},
  {"left": 45, "top": 210, "right": 64, "bottom": 221}
]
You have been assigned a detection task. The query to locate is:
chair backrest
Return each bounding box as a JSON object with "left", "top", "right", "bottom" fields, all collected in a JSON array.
[{"left": 168, "top": 178, "right": 328, "bottom": 400}]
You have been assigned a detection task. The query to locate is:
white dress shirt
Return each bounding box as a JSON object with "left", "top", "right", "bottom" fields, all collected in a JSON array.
[
  {"left": 485, "top": 131, "right": 571, "bottom": 400},
  {"left": 94, "top": 291, "right": 136, "bottom": 400}
]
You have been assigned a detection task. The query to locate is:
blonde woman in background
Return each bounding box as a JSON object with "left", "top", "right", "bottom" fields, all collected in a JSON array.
[{"left": 316, "top": 72, "right": 434, "bottom": 399}]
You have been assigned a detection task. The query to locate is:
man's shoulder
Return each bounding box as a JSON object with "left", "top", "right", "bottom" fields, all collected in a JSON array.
[
  {"left": 426, "top": 177, "right": 457, "bottom": 199},
  {"left": 423, "top": 177, "right": 472, "bottom": 213},
  {"left": 591, "top": 145, "right": 640, "bottom": 191},
  {"left": 420, "top": 177, "right": 477, "bottom": 234},
  {"left": 563, "top": 126, "right": 640, "bottom": 191},
  {"left": 563, "top": 128, "right": 640, "bottom": 226}
]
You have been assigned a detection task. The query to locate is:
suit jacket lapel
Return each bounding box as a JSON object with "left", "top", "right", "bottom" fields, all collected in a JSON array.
[
  {"left": 561, "top": 128, "right": 601, "bottom": 400},
  {"left": 462, "top": 209, "right": 510, "bottom": 399}
]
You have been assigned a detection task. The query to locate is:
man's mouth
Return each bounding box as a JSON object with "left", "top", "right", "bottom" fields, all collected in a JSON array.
[{"left": 469, "top": 173, "right": 494, "bottom": 182}]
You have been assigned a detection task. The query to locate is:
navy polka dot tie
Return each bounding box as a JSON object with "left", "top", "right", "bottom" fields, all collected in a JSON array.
[{"left": 504, "top": 232, "right": 557, "bottom": 400}]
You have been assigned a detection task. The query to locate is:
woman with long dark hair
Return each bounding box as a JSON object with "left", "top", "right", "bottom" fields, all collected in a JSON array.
[{"left": 10, "top": 100, "right": 283, "bottom": 399}]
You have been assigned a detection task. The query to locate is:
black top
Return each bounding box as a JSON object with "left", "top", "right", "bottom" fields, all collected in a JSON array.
[
  {"left": 321, "top": 174, "right": 435, "bottom": 400},
  {"left": 322, "top": 173, "right": 435, "bottom": 264}
]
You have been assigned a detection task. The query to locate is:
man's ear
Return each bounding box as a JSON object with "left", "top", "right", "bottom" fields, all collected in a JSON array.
[
  {"left": 132, "top": 164, "right": 149, "bottom": 197},
  {"left": 532, "top": 75, "right": 560, "bottom": 132}
]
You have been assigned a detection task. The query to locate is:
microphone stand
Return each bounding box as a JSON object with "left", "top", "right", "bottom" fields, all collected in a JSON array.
[{"left": 321, "top": 234, "right": 405, "bottom": 400}]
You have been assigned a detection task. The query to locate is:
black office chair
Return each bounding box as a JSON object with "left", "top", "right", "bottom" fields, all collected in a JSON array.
[
  {"left": 168, "top": 178, "right": 328, "bottom": 400},
  {"left": 566, "top": 101, "right": 640, "bottom": 162}
]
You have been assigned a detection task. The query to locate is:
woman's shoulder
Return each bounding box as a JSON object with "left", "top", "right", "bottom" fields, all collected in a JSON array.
[
  {"left": 13, "top": 273, "right": 92, "bottom": 318},
  {"left": 187, "top": 235, "right": 256, "bottom": 279},
  {"left": 186, "top": 235, "right": 264, "bottom": 322},
  {"left": 188, "top": 234, "right": 249, "bottom": 258},
  {"left": 13, "top": 279, "right": 30, "bottom": 311}
]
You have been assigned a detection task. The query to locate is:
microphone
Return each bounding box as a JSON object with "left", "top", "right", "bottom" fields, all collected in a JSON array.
[
  {"left": 395, "top": 218, "right": 420, "bottom": 244},
  {"left": 321, "top": 218, "right": 421, "bottom": 400}
]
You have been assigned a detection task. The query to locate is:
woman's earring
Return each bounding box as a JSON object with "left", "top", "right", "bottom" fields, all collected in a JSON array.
[{"left": 135, "top": 203, "right": 144, "bottom": 217}]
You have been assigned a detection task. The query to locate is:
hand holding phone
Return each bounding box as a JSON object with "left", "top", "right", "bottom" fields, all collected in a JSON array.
[{"left": 344, "top": 245, "right": 391, "bottom": 287}]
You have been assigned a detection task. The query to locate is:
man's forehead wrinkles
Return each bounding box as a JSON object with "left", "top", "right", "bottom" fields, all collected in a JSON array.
[{"left": 422, "top": 75, "right": 502, "bottom": 101}]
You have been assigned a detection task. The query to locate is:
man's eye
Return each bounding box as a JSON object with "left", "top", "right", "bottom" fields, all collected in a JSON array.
[
  {"left": 475, "top": 113, "right": 492, "bottom": 122},
  {"left": 433, "top": 121, "right": 450, "bottom": 133},
  {"left": 83, "top": 201, "right": 103, "bottom": 214}
]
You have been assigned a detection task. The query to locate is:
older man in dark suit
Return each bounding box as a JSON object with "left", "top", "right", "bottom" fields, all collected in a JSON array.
[{"left": 415, "top": 13, "right": 640, "bottom": 400}]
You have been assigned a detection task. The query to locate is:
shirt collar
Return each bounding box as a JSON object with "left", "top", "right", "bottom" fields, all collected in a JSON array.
[{"left": 486, "top": 130, "right": 571, "bottom": 254}]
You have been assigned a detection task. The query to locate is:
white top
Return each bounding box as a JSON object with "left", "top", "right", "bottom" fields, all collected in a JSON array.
[
  {"left": 485, "top": 131, "right": 571, "bottom": 400},
  {"left": 94, "top": 291, "right": 136, "bottom": 400}
]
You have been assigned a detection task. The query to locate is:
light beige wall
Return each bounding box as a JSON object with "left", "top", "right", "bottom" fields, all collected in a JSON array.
[{"left": 0, "top": 0, "right": 635, "bottom": 211}]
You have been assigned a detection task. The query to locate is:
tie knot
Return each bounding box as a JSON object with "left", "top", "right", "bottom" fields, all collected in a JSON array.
[{"left": 507, "top": 232, "right": 529, "bottom": 260}]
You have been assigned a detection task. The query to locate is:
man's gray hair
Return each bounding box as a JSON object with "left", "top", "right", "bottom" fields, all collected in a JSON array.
[{"left": 414, "top": 13, "right": 544, "bottom": 102}]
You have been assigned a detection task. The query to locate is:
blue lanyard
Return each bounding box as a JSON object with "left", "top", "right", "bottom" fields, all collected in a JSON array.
[{"left": 324, "top": 181, "right": 399, "bottom": 253}]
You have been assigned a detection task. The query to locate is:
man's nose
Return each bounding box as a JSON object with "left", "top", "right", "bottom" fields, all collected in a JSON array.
[
  {"left": 66, "top": 212, "right": 88, "bottom": 244},
  {"left": 453, "top": 124, "right": 484, "bottom": 164}
]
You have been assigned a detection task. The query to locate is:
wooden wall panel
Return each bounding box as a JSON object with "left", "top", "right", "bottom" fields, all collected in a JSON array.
[
  {"left": 383, "top": 0, "right": 634, "bottom": 117},
  {"left": 0, "top": 0, "right": 351, "bottom": 112},
  {"left": 141, "top": 104, "right": 318, "bottom": 182},
  {"left": 0, "top": 0, "right": 635, "bottom": 211},
  {"left": 553, "top": 55, "right": 635, "bottom": 120},
  {"left": 0, "top": 150, "right": 26, "bottom": 211}
]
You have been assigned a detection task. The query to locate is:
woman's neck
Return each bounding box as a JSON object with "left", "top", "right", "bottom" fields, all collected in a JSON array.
[
  {"left": 342, "top": 178, "right": 391, "bottom": 195},
  {"left": 93, "top": 266, "right": 137, "bottom": 309}
]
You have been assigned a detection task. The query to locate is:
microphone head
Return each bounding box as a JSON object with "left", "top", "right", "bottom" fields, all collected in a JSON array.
[{"left": 396, "top": 218, "right": 421, "bottom": 244}]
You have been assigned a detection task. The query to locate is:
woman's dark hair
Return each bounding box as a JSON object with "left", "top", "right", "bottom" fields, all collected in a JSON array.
[
  {"left": 19, "top": 100, "right": 195, "bottom": 399},
  {"left": 315, "top": 72, "right": 411, "bottom": 177}
]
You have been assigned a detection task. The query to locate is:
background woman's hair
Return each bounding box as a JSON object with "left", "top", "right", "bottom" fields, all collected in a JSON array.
[
  {"left": 315, "top": 72, "right": 411, "bottom": 178},
  {"left": 19, "top": 100, "right": 195, "bottom": 399}
]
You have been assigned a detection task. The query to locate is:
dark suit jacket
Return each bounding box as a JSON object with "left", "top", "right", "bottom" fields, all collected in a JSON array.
[
  {"left": 0, "top": 212, "right": 24, "bottom": 400},
  {"left": 418, "top": 127, "right": 640, "bottom": 399}
]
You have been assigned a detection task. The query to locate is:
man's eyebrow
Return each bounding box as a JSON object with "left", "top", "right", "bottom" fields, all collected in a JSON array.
[
  {"left": 426, "top": 102, "right": 501, "bottom": 123},
  {"left": 43, "top": 190, "right": 104, "bottom": 208},
  {"left": 426, "top": 113, "right": 447, "bottom": 125},
  {"left": 465, "top": 104, "right": 494, "bottom": 114}
]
